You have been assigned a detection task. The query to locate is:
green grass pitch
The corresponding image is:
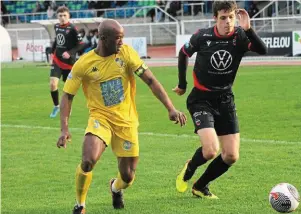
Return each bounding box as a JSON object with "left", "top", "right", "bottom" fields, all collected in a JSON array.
[{"left": 2, "top": 63, "right": 301, "bottom": 213}]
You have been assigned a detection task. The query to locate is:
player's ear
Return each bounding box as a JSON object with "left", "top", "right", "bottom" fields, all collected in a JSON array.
[{"left": 213, "top": 16, "right": 217, "bottom": 21}]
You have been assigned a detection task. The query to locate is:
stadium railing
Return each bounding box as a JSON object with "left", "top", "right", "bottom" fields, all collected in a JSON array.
[
  {"left": 6, "top": 20, "right": 180, "bottom": 48},
  {"left": 125, "top": 5, "right": 178, "bottom": 23},
  {"left": 181, "top": 2, "right": 205, "bottom": 17},
  {"left": 2, "top": 6, "right": 157, "bottom": 24},
  {"left": 252, "top": 0, "right": 301, "bottom": 19},
  {"left": 6, "top": 27, "right": 49, "bottom": 48},
  {"left": 2, "top": 3, "right": 205, "bottom": 25},
  {"left": 180, "top": 15, "right": 301, "bottom": 35},
  {"left": 6, "top": 14, "right": 301, "bottom": 48}
]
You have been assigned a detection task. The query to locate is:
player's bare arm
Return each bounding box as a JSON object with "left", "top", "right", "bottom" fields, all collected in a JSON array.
[
  {"left": 237, "top": 9, "right": 267, "bottom": 54},
  {"left": 137, "top": 67, "right": 187, "bottom": 126},
  {"left": 173, "top": 49, "right": 189, "bottom": 96},
  {"left": 57, "top": 92, "right": 74, "bottom": 148}
]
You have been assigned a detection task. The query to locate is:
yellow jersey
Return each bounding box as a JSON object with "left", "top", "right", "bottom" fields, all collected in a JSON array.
[{"left": 63, "top": 45, "right": 147, "bottom": 127}]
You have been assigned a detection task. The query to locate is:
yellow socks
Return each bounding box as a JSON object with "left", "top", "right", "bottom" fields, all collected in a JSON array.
[
  {"left": 75, "top": 164, "right": 92, "bottom": 207},
  {"left": 111, "top": 172, "right": 135, "bottom": 192}
]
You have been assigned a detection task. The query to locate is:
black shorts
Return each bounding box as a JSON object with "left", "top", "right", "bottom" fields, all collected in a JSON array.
[
  {"left": 50, "top": 63, "right": 71, "bottom": 82},
  {"left": 187, "top": 88, "right": 239, "bottom": 136}
]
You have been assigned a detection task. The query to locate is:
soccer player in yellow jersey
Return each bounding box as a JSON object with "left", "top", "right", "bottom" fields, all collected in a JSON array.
[{"left": 56, "top": 19, "right": 187, "bottom": 214}]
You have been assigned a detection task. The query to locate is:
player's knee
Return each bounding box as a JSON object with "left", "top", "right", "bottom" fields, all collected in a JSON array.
[
  {"left": 222, "top": 152, "right": 239, "bottom": 165},
  {"left": 81, "top": 160, "right": 96, "bottom": 172},
  {"left": 49, "top": 81, "right": 58, "bottom": 91},
  {"left": 203, "top": 150, "right": 218, "bottom": 160},
  {"left": 120, "top": 170, "right": 135, "bottom": 184},
  {"left": 202, "top": 144, "right": 219, "bottom": 160}
]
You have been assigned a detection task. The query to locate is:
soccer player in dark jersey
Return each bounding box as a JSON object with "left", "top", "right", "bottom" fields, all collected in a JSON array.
[
  {"left": 174, "top": 0, "right": 267, "bottom": 199},
  {"left": 49, "top": 6, "right": 84, "bottom": 118}
]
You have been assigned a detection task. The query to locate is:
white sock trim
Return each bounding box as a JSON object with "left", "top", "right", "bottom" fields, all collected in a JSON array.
[
  {"left": 76, "top": 201, "right": 85, "bottom": 208},
  {"left": 111, "top": 179, "right": 120, "bottom": 193}
]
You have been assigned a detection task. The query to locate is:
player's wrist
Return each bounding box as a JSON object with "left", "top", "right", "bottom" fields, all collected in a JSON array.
[
  {"left": 61, "top": 125, "right": 69, "bottom": 133},
  {"left": 244, "top": 27, "right": 253, "bottom": 33},
  {"left": 244, "top": 27, "right": 257, "bottom": 38},
  {"left": 178, "top": 82, "right": 187, "bottom": 90},
  {"left": 167, "top": 106, "right": 177, "bottom": 113}
]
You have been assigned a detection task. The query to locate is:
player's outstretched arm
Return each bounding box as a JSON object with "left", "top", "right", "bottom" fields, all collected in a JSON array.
[
  {"left": 173, "top": 50, "right": 189, "bottom": 96},
  {"left": 237, "top": 9, "right": 267, "bottom": 55},
  {"left": 139, "top": 68, "right": 187, "bottom": 126},
  {"left": 57, "top": 92, "right": 73, "bottom": 148},
  {"left": 56, "top": 59, "right": 83, "bottom": 148}
]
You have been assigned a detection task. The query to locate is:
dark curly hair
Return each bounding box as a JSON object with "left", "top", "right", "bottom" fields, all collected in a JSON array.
[{"left": 213, "top": 1, "right": 237, "bottom": 17}]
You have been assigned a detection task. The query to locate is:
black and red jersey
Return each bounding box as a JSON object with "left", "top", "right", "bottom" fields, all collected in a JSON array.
[
  {"left": 181, "top": 26, "right": 266, "bottom": 92},
  {"left": 52, "top": 22, "right": 84, "bottom": 70}
]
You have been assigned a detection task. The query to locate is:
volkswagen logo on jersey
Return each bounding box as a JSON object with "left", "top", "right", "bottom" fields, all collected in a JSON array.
[
  {"left": 210, "top": 50, "right": 233, "bottom": 71},
  {"left": 57, "top": 33, "right": 65, "bottom": 45}
]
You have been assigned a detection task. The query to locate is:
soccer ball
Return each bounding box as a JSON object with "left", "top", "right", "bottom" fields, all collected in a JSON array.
[{"left": 269, "top": 183, "right": 300, "bottom": 213}]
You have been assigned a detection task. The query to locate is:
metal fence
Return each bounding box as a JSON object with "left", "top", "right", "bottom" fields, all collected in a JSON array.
[
  {"left": 7, "top": 28, "right": 50, "bottom": 48},
  {"left": 180, "top": 15, "right": 301, "bottom": 35},
  {"left": 7, "top": 22, "right": 180, "bottom": 47},
  {"left": 6, "top": 22, "right": 180, "bottom": 61}
]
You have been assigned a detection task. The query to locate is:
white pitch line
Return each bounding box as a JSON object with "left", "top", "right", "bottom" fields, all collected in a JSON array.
[{"left": 1, "top": 124, "right": 300, "bottom": 144}]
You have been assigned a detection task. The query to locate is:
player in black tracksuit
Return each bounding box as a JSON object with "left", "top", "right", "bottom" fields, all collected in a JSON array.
[
  {"left": 175, "top": 1, "right": 267, "bottom": 198},
  {"left": 49, "top": 6, "right": 85, "bottom": 118}
]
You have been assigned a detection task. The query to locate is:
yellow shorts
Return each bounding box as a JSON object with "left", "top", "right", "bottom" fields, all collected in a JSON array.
[{"left": 85, "top": 117, "right": 139, "bottom": 157}]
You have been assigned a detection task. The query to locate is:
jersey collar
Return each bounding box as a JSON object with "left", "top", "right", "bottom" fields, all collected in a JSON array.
[
  {"left": 59, "top": 22, "right": 70, "bottom": 28},
  {"left": 214, "top": 25, "right": 235, "bottom": 38}
]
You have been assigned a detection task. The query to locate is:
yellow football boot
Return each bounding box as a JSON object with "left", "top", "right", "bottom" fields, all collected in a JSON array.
[
  {"left": 176, "top": 160, "right": 190, "bottom": 193},
  {"left": 192, "top": 185, "right": 219, "bottom": 199}
]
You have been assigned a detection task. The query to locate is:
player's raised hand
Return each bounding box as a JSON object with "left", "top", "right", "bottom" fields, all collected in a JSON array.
[
  {"left": 62, "top": 51, "right": 71, "bottom": 59},
  {"left": 172, "top": 86, "right": 186, "bottom": 96},
  {"left": 236, "top": 9, "right": 251, "bottom": 31},
  {"left": 57, "top": 130, "right": 72, "bottom": 149},
  {"left": 168, "top": 109, "right": 187, "bottom": 127}
]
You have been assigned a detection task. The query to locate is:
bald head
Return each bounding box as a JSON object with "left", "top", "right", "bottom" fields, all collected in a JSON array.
[
  {"left": 96, "top": 19, "right": 124, "bottom": 56},
  {"left": 98, "top": 19, "right": 123, "bottom": 37}
]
